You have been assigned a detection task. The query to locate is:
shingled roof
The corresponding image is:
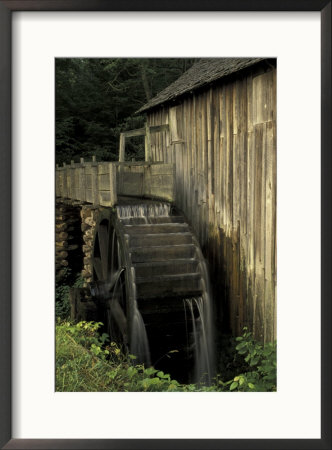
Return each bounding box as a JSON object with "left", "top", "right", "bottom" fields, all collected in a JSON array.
[{"left": 137, "top": 57, "right": 265, "bottom": 113}]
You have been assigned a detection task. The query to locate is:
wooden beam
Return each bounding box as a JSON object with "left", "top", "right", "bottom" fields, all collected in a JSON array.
[
  {"left": 122, "top": 127, "right": 146, "bottom": 138},
  {"left": 149, "top": 124, "right": 169, "bottom": 134},
  {"left": 145, "top": 122, "right": 151, "bottom": 162},
  {"left": 119, "top": 133, "right": 125, "bottom": 162},
  {"left": 109, "top": 163, "right": 117, "bottom": 206}
]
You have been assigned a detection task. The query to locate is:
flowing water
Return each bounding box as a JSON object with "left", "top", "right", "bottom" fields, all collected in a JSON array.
[
  {"left": 116, "top": 202, "right": 171, "bottom": 222},
  {"left": 183, "top": 246, "right": 215, "bottom": 384},
  {"left": 184, "top": 296, "right": 214, "bottom": 384}
]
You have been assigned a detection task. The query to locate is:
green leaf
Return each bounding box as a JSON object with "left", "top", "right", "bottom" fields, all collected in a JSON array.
[
  {"left": 236, "top": 341, "right": 247, "bottom": 350},
  {"left": 248, "top": 383, "right": 255, "bottom": 389},
  {"left": 230, "top": 381, "right": 239, "bottom": 391},
  {"left": 250, "top": 357, "right": 259, "bottom": 366},
  {"left": 144, "top": 367, "right": 157, "bottom": 376}
]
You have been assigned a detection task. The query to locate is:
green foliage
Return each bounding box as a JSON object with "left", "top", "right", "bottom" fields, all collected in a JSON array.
[
  {"left": 55, "top": 270, "right": 85, "bottom": 320},
  {"left": 56, "top": 320, "right": 195, "bottom": 392},
  {"left": 219, "top": 327, "right": 277, "bottom": 392},
  {"left": 56, "top": 321, "right": 277, "bottom": 392}
]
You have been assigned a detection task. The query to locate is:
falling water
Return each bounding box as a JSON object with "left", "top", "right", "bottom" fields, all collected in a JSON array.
[
  {"left": 116, "top": 203, "right": 171, "bottom": 223},
  {"left": 184, "top": 249, "right": 215, "bottom": 385}
]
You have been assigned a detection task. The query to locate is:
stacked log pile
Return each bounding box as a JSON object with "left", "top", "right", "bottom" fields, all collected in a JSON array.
[{"left": 55, "top": 202, "right": 83, "bottom": 282}]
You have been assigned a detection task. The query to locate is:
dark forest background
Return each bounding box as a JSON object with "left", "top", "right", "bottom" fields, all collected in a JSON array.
[{"left": 56, "top": 58, "right": 197, "bottom": 165}]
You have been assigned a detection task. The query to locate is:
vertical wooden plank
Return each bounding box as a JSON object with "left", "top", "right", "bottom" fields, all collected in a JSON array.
[
  {"left": 226, "top": 82, "right": 234, "bottom": 236},
  {"left": 200, "top": 93, "right": 208, "bottom": 246},
  {"left": 219, "top": 85, "right": 226, "bottom": 228},
  {"left": 253, "top": 71, "right": 274, "bottom": 125},
  {"left": 119, "top": 133, "right": 125, "bottom": 162},
  {"left": 78, "top": 165, "right": 86, "bottom": 203},
  {"left": 232, "top": 133, "right": 240, "bottom": 230},
  {"left": 55, "top": 170, "right": 59, "bottom": 197},
  {"left": 272, "top": 120, "right": 277, "bottom": 341},
  {"left": 247, "top": 69, "right": 254, "bottom": 134},
  {"left": 213, "top": 87, "right": 220, "bottom": 214},
  {"left": 264, "top": 122, "right": 275, "bottom": 342},
  {"left": 109, "top": 162, "right": 117, "bottom": 206},
  {"left": 91, "top": 162, "right": 99, "bottom": 205},
  {"left": 253, "top": 122, "right": 265, "bottom": 341},
  {"left": 246, "top": 123, "right": 255, "bottom": 332},
  {"left": 145, "top": 122, "right": 151, "bottom": 162}
]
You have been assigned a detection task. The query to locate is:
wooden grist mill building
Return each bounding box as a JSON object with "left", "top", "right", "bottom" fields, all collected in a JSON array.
[{"left": 137, "top": 58, "right": 277, "bottom": 343}]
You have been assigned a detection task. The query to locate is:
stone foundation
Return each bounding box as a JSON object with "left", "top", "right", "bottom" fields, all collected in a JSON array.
[{"left": 80, "top": 205, "right": 100, "bottom": 285}]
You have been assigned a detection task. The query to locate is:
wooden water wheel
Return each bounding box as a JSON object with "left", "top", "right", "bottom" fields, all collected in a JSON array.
[{"left": 76, "top": 203, "right": 212, "bottom": 380}]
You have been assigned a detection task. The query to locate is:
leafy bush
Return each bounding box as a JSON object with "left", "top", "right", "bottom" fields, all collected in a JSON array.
[
  {"left": 55, "top": 270, "right": 84, "bottom": 319},
  {"left": 218, "top": 327, "right": 277, "bottom": 392}
]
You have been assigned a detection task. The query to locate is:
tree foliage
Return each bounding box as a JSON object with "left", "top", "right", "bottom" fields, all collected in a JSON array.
[{"left": 56, "top": 58, "right": 197, "bottom": 165}]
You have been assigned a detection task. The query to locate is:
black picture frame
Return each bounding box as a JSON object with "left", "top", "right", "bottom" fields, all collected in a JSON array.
[{"left": 0, "top": 2, "right": 331, "bottom": 449}]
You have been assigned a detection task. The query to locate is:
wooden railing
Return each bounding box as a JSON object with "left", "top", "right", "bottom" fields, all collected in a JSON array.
[{"left": 55, "top": 158, "right": 176, "bottom": 207}]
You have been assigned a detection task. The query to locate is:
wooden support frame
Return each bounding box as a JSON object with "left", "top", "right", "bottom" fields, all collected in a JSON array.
[{"left": 118, "top": 123, "right": 169, "bottom": 162}]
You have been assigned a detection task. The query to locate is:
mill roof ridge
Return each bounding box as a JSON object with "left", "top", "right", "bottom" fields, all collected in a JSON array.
[{"left": 137, "top": 57, "right": 265, "bottom": 113}]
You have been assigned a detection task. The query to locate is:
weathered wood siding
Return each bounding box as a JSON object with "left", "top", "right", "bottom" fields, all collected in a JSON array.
[{"left": 147, "top": 63, "right": 276, "bottom": 342}]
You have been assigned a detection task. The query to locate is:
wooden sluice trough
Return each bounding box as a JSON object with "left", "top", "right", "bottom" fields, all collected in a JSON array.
[
  {"left": 56, "top": 158, "right": 213, "bottom": 382},
  {"left": 56, "top": 159, "right": 176, "bottom": 206}
]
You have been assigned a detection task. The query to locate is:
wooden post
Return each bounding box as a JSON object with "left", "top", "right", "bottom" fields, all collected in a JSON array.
[
  {"left": 55, "top": 171, "right": 60, "bottom": 197},
  {"left": 62, "top": 167, "right": 67, "bottom": 199},
  {"left": 70, "top": 162, "right": 75, "bottom": 199},
  {"left": 145, "top": 122, "right": 151, "bottom": 162},
  {"left": 92, "top": 155, "right": 96, "bottom": 162},
  {"left": 119, "top": 133, "right": 125, "bottom": 162},
  {"left": 79, "top": 159, "right": 86, "bottom": 202},
  {"left": 66, "top": 167, "right": 71, "bottom": 199},
  {"left": 109, "top": 163, "right": 117, "bottom": 206},
  {"left": 91, "top": 164, "right": 98, "bottom": 205}
]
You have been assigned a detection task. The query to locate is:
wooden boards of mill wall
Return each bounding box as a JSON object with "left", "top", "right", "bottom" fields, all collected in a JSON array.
[{"left": 147, "top": 63, "right": 276, "bottom": 343}]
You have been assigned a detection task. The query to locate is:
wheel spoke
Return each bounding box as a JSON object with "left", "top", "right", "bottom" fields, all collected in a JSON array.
[
  {"left": 109, "top": 298, "right": 128, "bottom": 342},
  {"left": 110, "top": 229, "right": 116, "bottom": 276},
  {"left": 117, "top": 239, "right": 122, "bottom": 268},
  {"left": 93, "top": 256, "right": 103, "bottom": 281}
]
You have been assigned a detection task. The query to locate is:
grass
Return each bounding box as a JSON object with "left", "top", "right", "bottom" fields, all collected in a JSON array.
[{"left": 56, "top": 320, "right": 276, "bottom": 392}]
